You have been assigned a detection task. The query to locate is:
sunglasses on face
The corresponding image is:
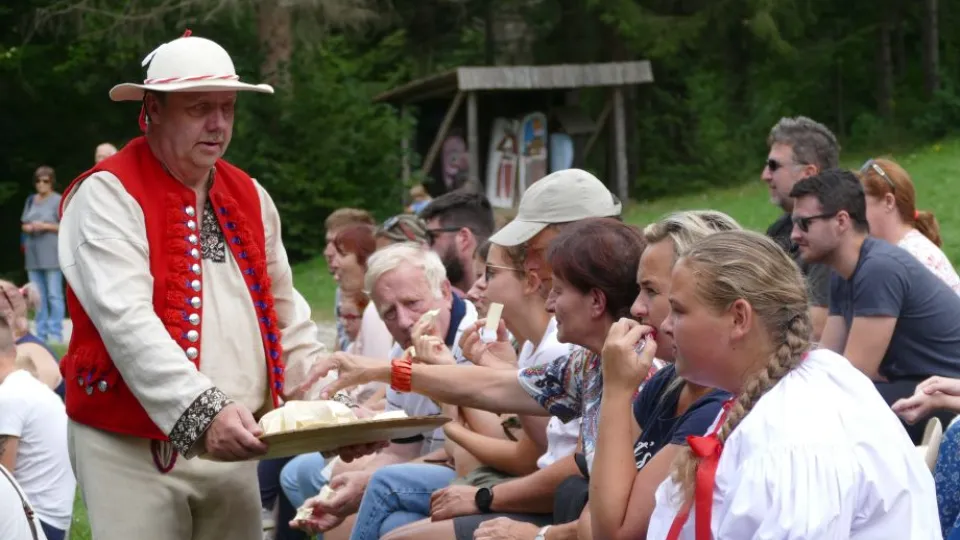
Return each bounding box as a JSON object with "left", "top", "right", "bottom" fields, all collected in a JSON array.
[
  {"left": 766, "top": 158, "right": 794, "bottom": 173},
  {"left": 860, "top": 159, "right": 896, "bottom": 193},
  {"left": 792, "top": 212, "right": 837, "bottom": 233}
]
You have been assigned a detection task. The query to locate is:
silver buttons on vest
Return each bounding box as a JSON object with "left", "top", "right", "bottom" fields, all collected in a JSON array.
[
  {"left": 185, "top": 206, "right": 196, "bottom": 217},
  {"left": 191, "top": 263, "right": 201, "bottom": 275},
  {"left": 186, "top": 347, "right": 199, "bottom": 360},
  {"left": 187, "top": 330, "right": 199, "bottom": 342},
  {"left": 190, "top": 280, "right": 201, "bottom": 292},
  {"left": 190, "top": 296, "right": 202, "bottom": 309},
  {"left": 187, "top": 220, "right": 197, "bottom": 232},
  {"left": 97, "top": 380, "right": 108, "bottom": 392},
  {"left": 188, "top": 234, "right": 198, "bottom": 245},
  {"left": 190, "top": 248, "right": 200, "bottom": 260},
  {"left": 85, "top": 385, "right": 93, "bottom": 395},
  {"left": 188, "top": 313, "right": 201, "bottom": 326}
]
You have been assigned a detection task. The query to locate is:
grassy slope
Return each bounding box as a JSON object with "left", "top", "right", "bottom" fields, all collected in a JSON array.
[{"left": 68, "top": 138, "right": 959, "bottom": 538}]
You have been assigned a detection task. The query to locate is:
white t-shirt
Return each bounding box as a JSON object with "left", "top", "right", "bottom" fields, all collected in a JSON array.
[
  {"left": 385, "top": 298, "right": 478, "bottom": 454},
  {"left": 0, "top": 370, "right": 76, "bottom": 530},
  {"left": 646, "top": 349, "right": 940, "bottom": 539},
  {"left": 0, "top": 465, "right": 47, "bottom": 540},
  {"left": 516, "top": 318, "right": 581, "bottom": 470}
]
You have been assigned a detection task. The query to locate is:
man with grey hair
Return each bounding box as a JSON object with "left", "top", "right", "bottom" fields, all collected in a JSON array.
[
  {"left": 94, "top": 143, "right": 117, "bottom": 163},
  {"left": 762, "top": 116, "right": 839, "bottom": 340},
  {"left": 292, "top": 243, "right": 478, "bottom": 536}
]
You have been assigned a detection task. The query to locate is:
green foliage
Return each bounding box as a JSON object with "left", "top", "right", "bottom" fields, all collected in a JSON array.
[{"left": 230, "top": 37, "right": 413, "bottom": 260}]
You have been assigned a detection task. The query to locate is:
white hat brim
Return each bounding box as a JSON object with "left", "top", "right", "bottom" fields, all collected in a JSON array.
[
  {"left": 488, "top": 219, "right": 548, "bottom": 247},
  {"left": 109, "top": 80, "right": 275, "bottom": 101}
]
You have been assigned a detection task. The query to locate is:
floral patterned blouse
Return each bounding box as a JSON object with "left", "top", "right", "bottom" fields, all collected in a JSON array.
[
  {"left": 899, "top": 229, "right": 960, "bottom": 294},
  {"left": 517, "top": 344, "right": 664, "bottom": 473}
]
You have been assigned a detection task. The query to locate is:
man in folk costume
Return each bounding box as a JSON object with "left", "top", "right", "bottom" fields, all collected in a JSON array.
[{"left": 58, "top": 32, "right": 378, "bottom": 539}]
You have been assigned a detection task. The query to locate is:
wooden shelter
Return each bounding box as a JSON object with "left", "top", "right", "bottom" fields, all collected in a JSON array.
[{"left": 374, "top": 61, "right": 654, "bottom": 203}]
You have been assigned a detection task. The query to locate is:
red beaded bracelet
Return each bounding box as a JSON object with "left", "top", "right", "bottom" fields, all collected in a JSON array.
[{"left": 391, "top": 358, "right": 413, "bottom": 393}]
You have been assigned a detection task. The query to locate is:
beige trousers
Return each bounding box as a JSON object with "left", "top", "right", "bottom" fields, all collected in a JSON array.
[{"left": 68, "top": 420, "right": 261, "bottom": 540}]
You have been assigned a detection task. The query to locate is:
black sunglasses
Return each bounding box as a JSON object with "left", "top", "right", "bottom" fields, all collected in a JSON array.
[
  {"left": 792, "top": 212, "right": 837, "bottom": 233},
  {"left": 860, "top": 159, "right": 896, "bottom": 193},
  {"left": 766, "top": 158, "right": 796, "bottom": 173}
]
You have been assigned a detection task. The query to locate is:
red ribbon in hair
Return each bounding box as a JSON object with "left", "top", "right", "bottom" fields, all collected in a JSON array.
[
  {"left": 666, "top": 400, "right": 734, "bottom": 540},
  {"left": 914, "top": 210, "right": 920, "bottom": 220}
]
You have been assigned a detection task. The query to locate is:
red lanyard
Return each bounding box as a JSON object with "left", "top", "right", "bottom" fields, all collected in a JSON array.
[{"left": 665, "top": 399, "right": 734, "bottom": 540}]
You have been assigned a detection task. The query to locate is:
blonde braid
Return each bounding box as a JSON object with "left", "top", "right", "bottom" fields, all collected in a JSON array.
[{"left": 668, "top": 230, "right": 812, "bottom": 503}]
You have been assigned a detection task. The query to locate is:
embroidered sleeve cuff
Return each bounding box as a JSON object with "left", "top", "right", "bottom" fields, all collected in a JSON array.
[{"left": 169, "top": 387, "right": 232, "bottom": 457}]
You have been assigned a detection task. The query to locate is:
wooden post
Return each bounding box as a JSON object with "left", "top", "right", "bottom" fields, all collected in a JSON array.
[
  {"left": 467, "top": 91, "right": 480, "bottom": 190},
  {"left": 400, "top": 105, "right": 410, "bottom": 184},
  {"left": 583, "top": 98, "right": 613, "bottom": 160},
  {"left": 421, "top": 92, "right": 466, "bottom": 176},
  {"left": 612, "top": 87, "right": 628, "bottom": 202}
]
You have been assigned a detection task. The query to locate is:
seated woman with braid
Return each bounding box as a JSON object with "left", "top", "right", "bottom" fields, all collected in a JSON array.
[{"left": 644, "top": 230, "right": 938, "bottom": 539}]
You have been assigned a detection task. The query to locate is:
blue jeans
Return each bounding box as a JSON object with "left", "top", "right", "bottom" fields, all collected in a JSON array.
[
  {"left": 937, "top": 421, "right": 960, "bottom": 539},
  {"left": 27, "top": 269, "right": 64, "bottom": 342},
  {"left": 280, "top": 453, "right": 328, "bottom": 509},
  {"left": 40, "top": 520, "right": 65, "bottom": 540},
  {"left": 350, "top": 464, "right": 457, "bottom": 540}
]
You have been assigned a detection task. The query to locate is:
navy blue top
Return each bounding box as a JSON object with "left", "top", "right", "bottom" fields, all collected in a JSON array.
[
  {"left": 15, "top": 333, "right": 64, "bottom": 400},
  {"left": 631, "top": 365, "right": 731, "bottom": 470}
]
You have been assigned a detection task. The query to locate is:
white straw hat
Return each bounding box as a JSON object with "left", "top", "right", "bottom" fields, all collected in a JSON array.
[{"left": 109, "top": 32, "right": 274, "bottom": 102}]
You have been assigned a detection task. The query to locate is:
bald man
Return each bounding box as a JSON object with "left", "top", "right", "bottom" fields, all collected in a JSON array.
[{"left": 94, "top": 143, "right": 117, "bottom": 163}]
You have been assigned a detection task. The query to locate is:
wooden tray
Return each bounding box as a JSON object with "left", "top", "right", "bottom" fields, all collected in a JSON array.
[{"left": 202, "top": 415, "right": 450, "bottom": 461}]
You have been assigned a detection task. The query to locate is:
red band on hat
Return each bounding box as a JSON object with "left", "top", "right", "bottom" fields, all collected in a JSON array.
[{"left": 143, "top": 74, "right": 240, "bottom": 85}]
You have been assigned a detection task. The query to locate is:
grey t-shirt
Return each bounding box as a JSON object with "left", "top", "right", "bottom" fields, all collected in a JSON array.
[
  {"left": 828, "top": 236, "right": 960, "bottom": 380},
  {"left": 20, "top": 192, "right": 62, "bottom": 270}
]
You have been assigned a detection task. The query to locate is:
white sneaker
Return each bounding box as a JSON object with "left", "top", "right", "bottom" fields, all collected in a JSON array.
[{"left": 262, "top": 503, "right": 277, "bottom": 531}]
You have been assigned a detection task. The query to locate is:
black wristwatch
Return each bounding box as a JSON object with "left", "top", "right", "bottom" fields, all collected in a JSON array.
[{"left": 475, "top": 487, "right": 494, "bottom": 513}]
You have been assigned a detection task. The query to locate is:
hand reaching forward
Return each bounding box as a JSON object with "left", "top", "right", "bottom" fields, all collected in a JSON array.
[
  {"left": 203, "top": 402, "right": 268, "bottom": 461},
  {"left": 291, "top": 471, "right": 371, "bottom": 533},
  {"left": 892, "top": 376, "right": 960, "bottom": 424},
  {"left": 458, "top": 319, "right": 517, "bottom": 369},
  {"left": 600, "top": 318, "right": 657, "bottom": 394}
]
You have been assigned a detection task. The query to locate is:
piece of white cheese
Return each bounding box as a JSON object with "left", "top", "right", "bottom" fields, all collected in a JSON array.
[
  {"left": 480, "top": 302, "right": 504, "bottom": 342},
  {"left": 318, "top": 485, "right": 336, "bottom": 502},
  {"left": 419, "top": 308, "right": 441, "bottom": 327},
  {"left": 371, "top": 410, "right": 409, "bottom": 421},
  {"left": 294, "top": 505, "right": 313, "bottom": 522},
  {"left": 258, "top": 400, "right": 359, "bottom": 434}
]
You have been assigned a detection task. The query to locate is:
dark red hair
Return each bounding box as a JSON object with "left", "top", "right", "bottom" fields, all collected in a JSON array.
[
  {"left": 334, "top": 224, "right": 377, "bottom": 267},
  {"left": 547, "top": 218, "right": 645, "bottom": 320}
]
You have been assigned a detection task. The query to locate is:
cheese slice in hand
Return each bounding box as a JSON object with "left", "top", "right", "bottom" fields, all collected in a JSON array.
[
  {"left": 294, "top": 505, "right": 313, "bottom": 522},
  {"left": 258, "top": 400, "right": 358, "bottom": 435},
  {"left": 419, "top": 308, "right": 441, "bottom": 328},
  {"left": 481, "top": 302, "right": 504, "bottom": 342},
  {"left": 318, "top": 484, "right": 336, "bottom": 502}
]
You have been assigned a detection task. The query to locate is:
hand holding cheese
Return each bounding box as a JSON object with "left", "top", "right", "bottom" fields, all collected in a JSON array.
[
  {"left": 411, "top": 308, "right": 442, "bottom": 343},
  {"left": 258, "top": 400, "right": 358, "bottom": 434},
  {"left": 480, "top": 302, "right": 504, "bottom": 343}
]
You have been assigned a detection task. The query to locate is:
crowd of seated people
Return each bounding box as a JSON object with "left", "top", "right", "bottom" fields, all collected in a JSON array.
[{"left": 271, "top": 115, "right": 960, "bottom": 540}]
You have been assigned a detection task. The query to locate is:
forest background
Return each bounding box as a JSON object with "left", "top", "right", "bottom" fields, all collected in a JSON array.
[{"left": 1, "top": 0, "right": 956, "bottom": 278}]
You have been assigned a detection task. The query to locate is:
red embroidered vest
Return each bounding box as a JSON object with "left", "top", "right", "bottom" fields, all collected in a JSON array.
[{"left": 59, "top": 137, "right": 285, "bottom": 440}]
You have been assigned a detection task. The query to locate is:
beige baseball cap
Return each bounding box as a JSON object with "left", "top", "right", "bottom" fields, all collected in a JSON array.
[{"left": 489, "top": 168, "right": 622, "bottom": 246}]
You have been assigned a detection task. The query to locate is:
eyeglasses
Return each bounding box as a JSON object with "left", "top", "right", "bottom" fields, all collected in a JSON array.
[
  {"left": 860, "top": 159, "right": 896, "bottom": 193},
  {"left": 484, "top": 263, "right": 522, "bottom": 282},
  {"left": 792, "top": 212, "right": 837, "bottom": 233},
  {"left": 766, "top": 158, "right": 798, "bottom": 173}
]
